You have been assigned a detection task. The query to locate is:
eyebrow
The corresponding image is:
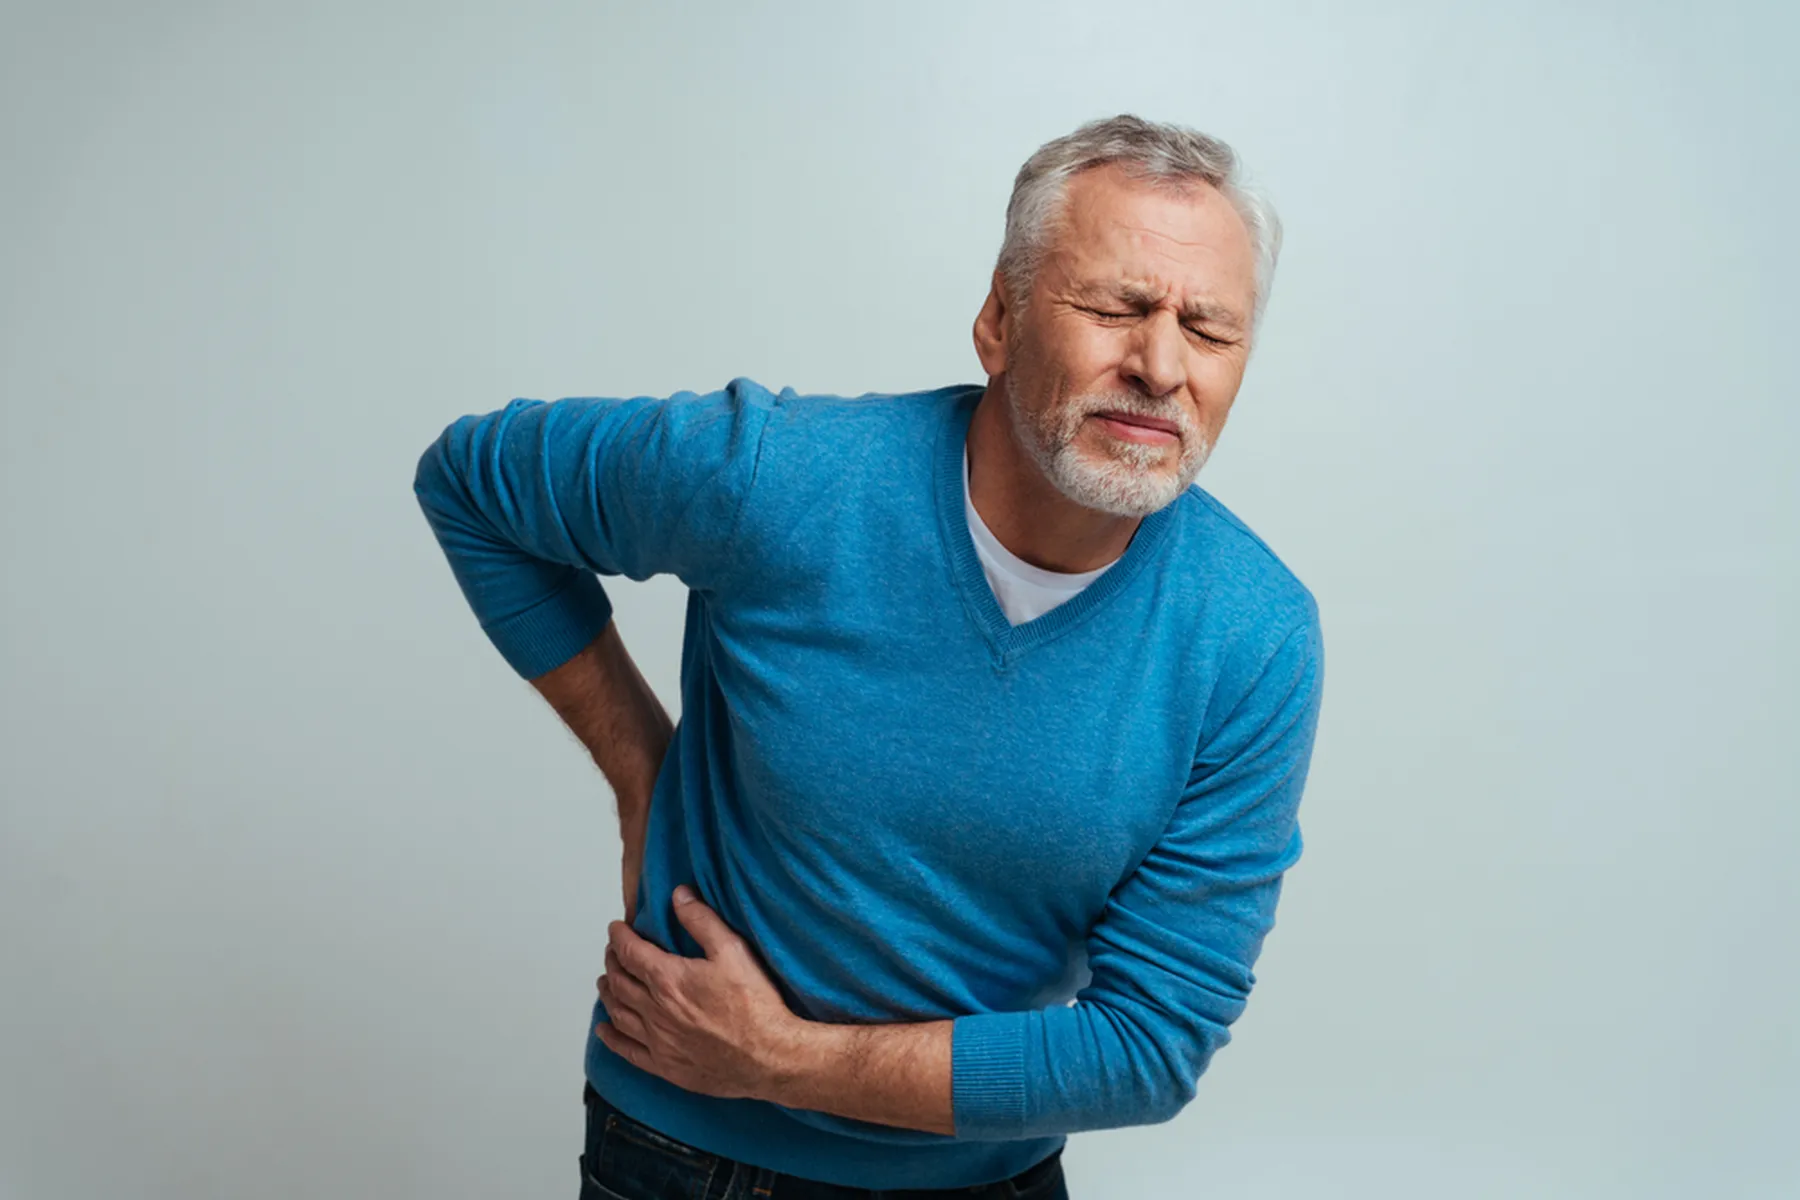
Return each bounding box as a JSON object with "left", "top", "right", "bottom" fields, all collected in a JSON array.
[{"left": 1083, "top": 282, "right": 1245, "bottom": 332}]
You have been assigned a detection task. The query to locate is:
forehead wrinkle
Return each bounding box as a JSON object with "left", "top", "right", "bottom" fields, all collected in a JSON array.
[
  {"left": 1071, "top": 201, "right": 1253, "bottom": 327},
  {"left": 1051, "top": 216, "right": 1250, "bottom": 331},
  {"left": 1113, "top": 218, "right": 1208, "bottom": 249}
]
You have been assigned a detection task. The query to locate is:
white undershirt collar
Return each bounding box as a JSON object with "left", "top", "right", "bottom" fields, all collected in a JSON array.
[{"left": 963, "top": 446, "right": 1120, "bottom": 591}]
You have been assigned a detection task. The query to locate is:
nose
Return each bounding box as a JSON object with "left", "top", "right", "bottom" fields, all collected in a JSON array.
[{"left": 1119, "top": 309, "right": 1186, "bottom": 398}]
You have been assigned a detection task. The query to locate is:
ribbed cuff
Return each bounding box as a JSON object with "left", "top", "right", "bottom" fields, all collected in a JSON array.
[
  {"left": 482, "top": 569, "right": 614, "bottom": 679},
  {"left": 951, "top": 1011, "right": 1027, "bottom": 1139}
]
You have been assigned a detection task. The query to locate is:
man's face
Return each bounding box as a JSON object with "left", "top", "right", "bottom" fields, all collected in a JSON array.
[{"left": 998, "top": 164, "right": 1259, "bottom": 517}]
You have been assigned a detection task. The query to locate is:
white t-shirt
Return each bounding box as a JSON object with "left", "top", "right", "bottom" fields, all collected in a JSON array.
[{"left": 963, "top": 446, "right": 1123, "bottom": 626}]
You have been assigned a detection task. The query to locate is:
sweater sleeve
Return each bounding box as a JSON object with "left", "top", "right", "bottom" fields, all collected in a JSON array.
[
  {"left": 950, "top": 613, "right": 1325, "bottom": 1139},
  {"left": 411, "top": 378, "right": 778, "bottom": 680}
]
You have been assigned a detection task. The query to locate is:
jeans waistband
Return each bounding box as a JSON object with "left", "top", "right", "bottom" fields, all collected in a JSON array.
[{"left": 583, "top": 1080, "right": 1063, "bottom": 1196}]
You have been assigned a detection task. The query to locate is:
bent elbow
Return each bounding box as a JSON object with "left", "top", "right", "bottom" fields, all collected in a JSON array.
[
  {"left": 1144, "top": 1016, "right": 1230, "bottom": 1125},
  {"left": 413, "top": 423, "right": 456, "bottom": 500}
]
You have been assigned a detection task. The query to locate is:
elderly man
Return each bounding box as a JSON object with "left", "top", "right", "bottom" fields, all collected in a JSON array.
[{"left": 413, "top": 113, "right": 1324, "bottom": 1200}]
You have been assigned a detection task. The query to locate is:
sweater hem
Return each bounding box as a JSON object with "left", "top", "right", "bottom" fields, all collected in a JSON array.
[{"left": 585, "top": 1000, "right": 1061, "bottom": 1188}]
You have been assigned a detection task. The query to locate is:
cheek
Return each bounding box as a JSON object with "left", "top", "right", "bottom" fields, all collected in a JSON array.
[
  {"left": 1189, "top": 362, "right": 1245, "bottom": 425},
  {"left": 1042, "top": 320, "right": 1121, "bottom": 375},
  {"left": 1190, "top": 349, "right": 1242, "bottom": 387}
]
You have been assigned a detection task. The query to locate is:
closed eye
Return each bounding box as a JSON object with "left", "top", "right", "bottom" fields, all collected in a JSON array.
[{"left": 1080, "top": 304, "right": 1230, "bottom": 345}]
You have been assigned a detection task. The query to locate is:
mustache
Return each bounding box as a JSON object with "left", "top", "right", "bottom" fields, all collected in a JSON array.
[{"left": 1067, "top": 392, "right": 1190, "bottom": 433}]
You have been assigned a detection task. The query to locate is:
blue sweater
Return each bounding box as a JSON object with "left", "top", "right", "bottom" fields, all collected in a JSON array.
[{"left": 412, "top": 377, "right": 1324, "bottom": 1189}]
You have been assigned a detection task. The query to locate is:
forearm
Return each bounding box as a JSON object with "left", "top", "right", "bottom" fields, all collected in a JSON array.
[
  {"left": 760, "top": 1017, "right": 956, "bottom": 1137},
  {"left": 528, "top": 618, "right": 673, "bottom": 829}
]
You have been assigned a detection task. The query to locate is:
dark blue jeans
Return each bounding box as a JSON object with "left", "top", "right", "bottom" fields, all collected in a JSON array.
[{"left": 579, "top": 1082, "right": 1070, "bottom": 1200}]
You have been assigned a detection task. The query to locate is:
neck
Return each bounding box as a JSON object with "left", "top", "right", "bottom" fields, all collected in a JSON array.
[{"left": 965, "top": 379, "right": 1143, "bottom": 574}]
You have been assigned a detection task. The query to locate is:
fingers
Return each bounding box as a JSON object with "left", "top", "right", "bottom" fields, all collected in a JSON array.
[
  {"left": 595, "top": 1018, "right": 652, "bottom": 1069},
  {"left": 599, "top": 974, "right": 652, "bottom": 1042},
  {"left": 669, "top": 891, "right": 743, "bottom": 959},
  {"left": 607, "top": 921, "right": 666, "bottom": 990},
  {"left": 602, "top": 950, "right": 654, "bottom": 1012}
]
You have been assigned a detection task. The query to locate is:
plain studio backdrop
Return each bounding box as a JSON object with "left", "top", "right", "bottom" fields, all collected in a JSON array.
[{"left": 2, "top": 2, "right": 1795, "bottom": 1197}]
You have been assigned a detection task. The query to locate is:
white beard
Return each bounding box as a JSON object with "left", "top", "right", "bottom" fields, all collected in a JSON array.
[{"left": 1003, "top": 374, "right": 1213, "bottom": 517}]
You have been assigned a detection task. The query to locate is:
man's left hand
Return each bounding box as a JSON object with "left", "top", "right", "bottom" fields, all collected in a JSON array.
[{"left": 596, "top": 885, "right": 804, "bottom": 1101}]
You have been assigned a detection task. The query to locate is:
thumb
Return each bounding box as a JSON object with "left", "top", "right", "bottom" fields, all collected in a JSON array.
[{"left": 671, "top": 885, "right": 740, "bottom": 958}]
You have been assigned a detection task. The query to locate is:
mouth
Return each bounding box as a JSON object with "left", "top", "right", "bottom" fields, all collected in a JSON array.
[{"left": 1092, "top": 410, "right": 1181, "bottom": 442}]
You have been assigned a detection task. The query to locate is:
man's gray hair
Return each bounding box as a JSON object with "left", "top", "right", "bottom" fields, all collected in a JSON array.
[{"left": 995, "top": 113, "right": 1282, "bottom": 332}]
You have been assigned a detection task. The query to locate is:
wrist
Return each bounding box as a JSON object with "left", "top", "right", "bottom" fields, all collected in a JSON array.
[{"left": 756, "top": 1015, "right": 847, "bottom": 1109}]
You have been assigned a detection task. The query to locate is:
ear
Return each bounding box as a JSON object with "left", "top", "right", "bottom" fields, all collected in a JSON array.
[{"left": 972, "top": 269, "right": 1011, "bottom": 377}]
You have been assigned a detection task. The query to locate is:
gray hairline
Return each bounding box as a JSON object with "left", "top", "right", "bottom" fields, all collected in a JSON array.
[{"left": 994, "top": 116, "right": 1283, "bottom": 344}]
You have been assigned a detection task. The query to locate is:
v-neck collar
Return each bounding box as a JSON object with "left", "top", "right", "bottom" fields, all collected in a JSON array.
[{"left": 934, "top": 384, "right": 1176, "bottom": 665}]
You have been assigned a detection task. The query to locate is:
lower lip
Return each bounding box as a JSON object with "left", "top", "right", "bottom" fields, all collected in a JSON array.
[{"left": 1093, "top": 414, "right": 1179, "bottom": 444}]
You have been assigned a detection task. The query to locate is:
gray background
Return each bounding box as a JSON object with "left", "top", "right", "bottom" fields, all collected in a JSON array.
[{"left": 3, "top": 1, "right": 1795, "bottom": 1197}]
